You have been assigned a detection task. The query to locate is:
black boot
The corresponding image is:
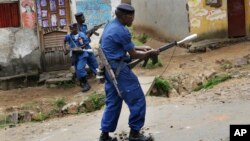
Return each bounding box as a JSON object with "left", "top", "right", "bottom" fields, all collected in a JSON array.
[
  {"left": 80, "top": 77, "right": 91, "bottom": 92},
  {"left": 129, "top": 129, "right": 152, "bottom": 141},
  {"left": 99, "top": 132, "right": 118, "bottom": 141}
]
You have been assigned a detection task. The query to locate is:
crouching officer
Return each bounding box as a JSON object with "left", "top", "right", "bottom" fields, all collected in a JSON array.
[
  {"left": 64, "top": 23, "right": 93, "bottom": 92},
  {"left": 98, "top": 3, "right": 159, "bottom": 141},
  {"left": 74, "top": 12, "right": 99, "bottom": 75}
]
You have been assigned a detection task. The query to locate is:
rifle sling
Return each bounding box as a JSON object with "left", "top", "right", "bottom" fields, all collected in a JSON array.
[{"left": 115, "top": 58, "right": 124, "bottom": 77}]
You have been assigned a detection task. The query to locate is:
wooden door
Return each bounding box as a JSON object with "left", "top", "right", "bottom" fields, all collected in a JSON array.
[
  {"left": 227, "top": 0, "right": 246, "bottom": 37},
  {"left": 36, "top": 0, "right": 71, "bottom": 71}
]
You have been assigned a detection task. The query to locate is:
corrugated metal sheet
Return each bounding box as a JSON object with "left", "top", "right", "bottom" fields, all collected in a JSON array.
[
  {"left": 43, "top": 32, "right": 71, "bottom": 71},
  {"left": 0, "top": 3, "right": 20, "bottom": 27}
]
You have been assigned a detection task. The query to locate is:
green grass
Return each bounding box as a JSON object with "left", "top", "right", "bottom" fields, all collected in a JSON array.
[
  {"left": 144, "top": 59, "right": 163, "bottom": 69},
  {"left": 221, "top": 63, "right": 233, "bottom": 70},
  {"left": 53, "top": 98, "right": 66, "bottom": 109},
  {"left": 88, "top": 92, "right": 105, "bottom": 111},
  {"left": 32, "top": 112, "right": 47, "bottom": 121},
  {"left": 133, "top": 39, "right": 144, "bottom": 46},
  {"left": 0, "top": 115, "right": 11, "bottom": 128},
  {"left": 55, "top": 81, "right": 75, "bottom": 88},
  {"left": 129, "top": 26, "right": 149, "bottom": 46},
  {"left": 193, "top": 74, "right": 232, "bottom": 91},
  {"left": 154, "top": 77, "right": 172, "bottom": 95},
  {"left": 136, "top": 33, "right": 149, "bottom": 44}
]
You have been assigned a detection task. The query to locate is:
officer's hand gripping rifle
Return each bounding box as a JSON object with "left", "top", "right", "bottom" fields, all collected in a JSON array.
[
  {"left": 86, "top": 23, "right": 105, "bottom": 36},
  {"left": 128, "top": 34, "right": 198, "bottom": 69},
  {"left": 64, "top": 45, "right": 93, "bottom": 55}
]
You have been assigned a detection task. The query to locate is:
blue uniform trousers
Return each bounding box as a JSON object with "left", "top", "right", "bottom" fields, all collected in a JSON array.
[
  {"left": 101, "top": 63, "right": 146, "bottom": 132},
  {"left": 86, "top": 52, "right": 98, "bottom": 75},
  {"left": 75, "top": 55, "right": 87, "bottom": 80}
]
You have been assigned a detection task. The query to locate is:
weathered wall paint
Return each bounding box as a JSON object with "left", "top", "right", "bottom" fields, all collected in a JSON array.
[
  {"left": 132, "top": 0, "right": 189, "bottom": 41},
  {"left": 76, "top": 0, "right": 112, "bottom": 27},
  {"left": 74, "top": 0, "right": 120, "bottom": 47},
  {"left": 188, "top": 0, "right": 228, "bottom": 39},
  {"left": 0, "top": 1, "right": 40, "bottom": 77}
]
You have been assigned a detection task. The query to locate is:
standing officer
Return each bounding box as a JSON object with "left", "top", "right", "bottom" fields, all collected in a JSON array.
[
  {"left": 99, "top": 3, "right": 159, "bottom": 141},
  {"left": 74, "top": 12, "right": 98, "bottom": 75},
  {"left": 64, "top": 23, "right": 92, "bottom": 92}
]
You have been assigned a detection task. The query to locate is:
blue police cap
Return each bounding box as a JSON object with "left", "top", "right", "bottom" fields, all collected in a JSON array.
[
  {"left": 116, "top": 3, "right": 134, "bottom": 14},
  {"left": 75, "top": 12, "right": 83, "bottom": 17},
  {"left": 69, "top": 23, "right": 78, "bottom": 29}
]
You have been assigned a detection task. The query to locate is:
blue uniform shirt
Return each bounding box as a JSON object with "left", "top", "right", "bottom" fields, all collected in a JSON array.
[
  {"left": 101, "top": 18, "right": 134, "bottom": 61},
  {"left": 78, "top": 23, "right": 87, "bottom": 33},
  {"left": 64, "top": 32, "right": 91, "bottom": 57},
  {"left": 78, "top": 23, "right": 91, "bottom": 43}
]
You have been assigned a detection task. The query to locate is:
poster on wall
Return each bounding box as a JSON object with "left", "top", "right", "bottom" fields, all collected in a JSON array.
[
  {"left": 59, "top": 9, "right": 65, "bottom": 16},
  {"left": 41, "top": 10, "right": 47, "bottom": 17},
  {"left": 43, "top": 20, "right": 49, "bottom": 27},
  {"left": 50, "top": 0, "right": 57, "bottom": 12},
  {"left": 21, "top": 0, "right": 36, "bottom": 29},
  {"left": 36, "top": 0, "right": 42, "bottom": 26},
  {"left": 41, "top": 0, "right": 47, "bottom": 7},
  {"left": 59, "top": 0, "right": 65, "bottom": 6},
  {"left": 51, "top": 14, "right": 57, "bottom": 26},
  {"left": 76, "top": 0, "right": 111, "bottom": 27},
  {"left": 60, "top": 19, "right": 66, "bottom": 26}
]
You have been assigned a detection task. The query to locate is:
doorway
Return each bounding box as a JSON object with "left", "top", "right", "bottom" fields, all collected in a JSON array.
[
  {"left": 36, "top": 0, "right": 71, "bottom": 71},
  {"left": 227, "top": 0, "right": 246, "bottom": 37}
]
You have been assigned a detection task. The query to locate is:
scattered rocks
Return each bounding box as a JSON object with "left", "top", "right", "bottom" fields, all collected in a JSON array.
[
  {"left": 234, "top": 57, "right": 248, "bottom": 67},
  {"left": 61, "top": 102, "right": 78, "bottom": 114},
  {"left": 188, "top": 37, "right": 248, "bottom": 53}
]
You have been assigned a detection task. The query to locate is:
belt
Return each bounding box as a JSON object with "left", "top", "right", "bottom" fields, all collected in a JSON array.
[{"left": 108, "top": 58, "right": 125, "bottom": 76}]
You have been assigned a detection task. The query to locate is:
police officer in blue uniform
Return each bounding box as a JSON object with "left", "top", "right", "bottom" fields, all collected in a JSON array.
[
  {"left": 64, "top": 23, "right": 93, "bottom": 92},
  {"left": 74, "top": 12, "right": 98, "bottom": 75},
  {"left": 99, "top": 3, "right": 159, "bottom": 141}
]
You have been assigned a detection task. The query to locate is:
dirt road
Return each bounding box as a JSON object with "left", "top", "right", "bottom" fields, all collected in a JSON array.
[
  {"left": 0, "top": 40, "right": 250, "bottom": 141},
  {"left": 1, "top": 80, "right": 250, "bottom": 141}
]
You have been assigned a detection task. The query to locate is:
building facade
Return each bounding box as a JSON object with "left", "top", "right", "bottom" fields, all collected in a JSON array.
[
  {"left": 0, "top": 0, "right": 119, "bottom": 89},
  {"left": 0, "top": 0, "right": 119, "bottom": 75},
  {"left": 132, "top": 0, "right": 250, "bottom": 41}
]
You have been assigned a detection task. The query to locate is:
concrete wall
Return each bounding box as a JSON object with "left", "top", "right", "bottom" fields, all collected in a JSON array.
[
  {"left": 188, "top": 0, "right": 228, "bottom": 39},
  {"left": 132, "top": 0, "right": 190, "bottom": 41},
  {"left": 73, "top": 0, "right": 121, "bottom": 47},
  {"left": 189, "top": 0, "right": 250, "bottom": 39},
  {"left": 0, "top": 28, "right": 40, "bottom": 77},
  {"left": 0, "top": 0, "right": 40, "bottom": 77}
]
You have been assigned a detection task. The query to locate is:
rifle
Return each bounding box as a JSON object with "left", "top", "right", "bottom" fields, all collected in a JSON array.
[
  {"left": 97, "top": 48, "right": 122, "bottom": 97},
  {"left": 128, "top": 34, "right": 198, "bottom": 69},
  {"left": 86, "top": 23, "right": 106, "bottom": 36},
  {"left": 64, "top": 45, "right": 93, "bottom": 55}
]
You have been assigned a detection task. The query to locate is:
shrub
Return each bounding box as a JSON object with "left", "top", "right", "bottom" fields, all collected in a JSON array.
[
  {"left": 0, "top": 115, "right": 11, "bottom": 128},
  {"left": 137, "top": 33, "right": 149, "bottom": 44},
  {"left": 144, "top": 59, "right": 163, "bottom": 69},
  {"left": 193, "top": 74, "right": 232, "bottom": 91},
  {"left": 88, "top": 92, "right": 105, "bottom": 111},
  {"left": 150, "top": 77, "right": 171, "bottom": 96},
  {"left": 54, "top": 98, "right": 66, "bottom": 109}
]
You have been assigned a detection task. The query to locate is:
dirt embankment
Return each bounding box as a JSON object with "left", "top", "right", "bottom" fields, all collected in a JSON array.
[{"left": 0, "top": 38, "right": 250, "bottom": 127}]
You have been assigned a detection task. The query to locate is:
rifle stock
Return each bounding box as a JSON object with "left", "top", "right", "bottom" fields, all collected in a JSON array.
[
  {"left": 97, "top": 48, "right": 122, "bottom": 97},
  {"left": 128, "top": 34, "right": 197, "bottom": 69}
]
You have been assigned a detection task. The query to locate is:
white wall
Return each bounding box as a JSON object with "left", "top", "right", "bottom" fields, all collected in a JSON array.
[{"left": 132, "top": 0, "right": 190, "bottom": 40}]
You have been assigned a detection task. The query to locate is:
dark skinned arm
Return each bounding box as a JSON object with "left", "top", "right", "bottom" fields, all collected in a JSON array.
[{"left": 128, "top": 48, "right": 159, "bottom": 59}]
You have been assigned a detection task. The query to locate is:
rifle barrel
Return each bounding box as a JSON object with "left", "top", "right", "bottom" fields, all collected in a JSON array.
[{"left": 158, "top": 41, "right": 177, "bottom": 52}]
